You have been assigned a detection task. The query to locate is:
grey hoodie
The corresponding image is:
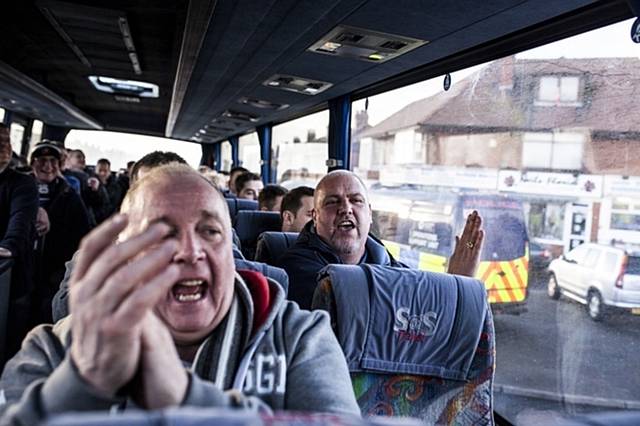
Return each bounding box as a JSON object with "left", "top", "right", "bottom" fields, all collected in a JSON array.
[{"left": 0, "top": 272, "right": 360, "bottom": 425}]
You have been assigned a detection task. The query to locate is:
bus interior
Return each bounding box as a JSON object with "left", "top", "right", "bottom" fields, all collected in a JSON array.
[{"left": 2, "top": 0, "right": 640, "bottom": 424}]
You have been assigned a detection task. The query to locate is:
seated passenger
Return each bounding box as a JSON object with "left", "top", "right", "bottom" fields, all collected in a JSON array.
[
  {"left": 96, "top": 158, "right": 124, "bottom": 214},
  {"left": 258, "top": 184, "right": 287, "bottom": 212},
  {"left": 281, "top": 186, "right": 314, "bottom": 233},
  {"left": 227, "top": 166, "right": 249, "bottom": 196},
  {"left": 279, "top": 170, "right": 484, "bottom": 309},
  {"left": 235, "top": 172, "right": 263, "bottom": 201},
  {"left": 0, "top": 165, "right": 359, "bottom": 424}
]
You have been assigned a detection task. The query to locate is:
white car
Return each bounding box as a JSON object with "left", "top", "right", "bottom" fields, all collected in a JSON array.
[{"left": 547, "top": 243, "right": 640, "bottom": 321}]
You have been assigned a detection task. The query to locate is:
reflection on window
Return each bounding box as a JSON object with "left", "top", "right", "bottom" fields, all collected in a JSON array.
[
  {"left": 350, "top": 18, "right": 640, "bottom": 422},
  {"left": 272, "top": 110, "right": 328, "bottom": 186},
  {"left": 238, "top": 133, "right": 261, "bottom": 173}
]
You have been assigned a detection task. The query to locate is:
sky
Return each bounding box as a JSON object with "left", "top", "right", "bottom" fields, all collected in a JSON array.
[{"left": 63, "top": 18, "right": 640, "bottom": 170}]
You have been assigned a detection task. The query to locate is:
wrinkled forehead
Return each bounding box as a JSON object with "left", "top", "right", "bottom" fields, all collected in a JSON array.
[
  {"left": 129, "top": 175, "right": 230, "bottom": 227},
  {"left": 316, "top": 173, "right": 368, "bottom": 203}
]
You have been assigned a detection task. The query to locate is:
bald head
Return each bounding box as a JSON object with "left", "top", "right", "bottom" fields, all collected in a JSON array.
[{"left": 312, "top": 170, "right": 372, "bottom": 264}]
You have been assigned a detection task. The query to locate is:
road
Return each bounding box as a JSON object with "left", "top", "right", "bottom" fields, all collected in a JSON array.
[{"left": 492, "top": 274, "right": 640, "bottom": 422}]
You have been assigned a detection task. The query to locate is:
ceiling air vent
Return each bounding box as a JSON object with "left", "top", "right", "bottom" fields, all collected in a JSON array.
[
  {"left": 222, "top": 110, "right": 260, "bottom": 123},
  {"left": 263, "top": 74, "right": 332, "bottom": 95},
  {"left": 209, "top": 118, "right": 243, "bottom": 130},
  {"left": 308, "top": 25, "right": 427, "bottom": 63},
  {"left": 238, "top": 97, "right": 289, "bottom": 111}
]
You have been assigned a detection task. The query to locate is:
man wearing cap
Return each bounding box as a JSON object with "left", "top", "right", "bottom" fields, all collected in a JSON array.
[{"left": 30, "top": 142, "right": 90, "bottom": 323}]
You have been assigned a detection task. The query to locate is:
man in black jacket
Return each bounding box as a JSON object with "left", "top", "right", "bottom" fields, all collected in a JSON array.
[
  {"left": 31, "top": 142, "right": 90, "bottom": 323},
  {"left": 0, "top": 124, "right": 38, "bottom": 362},
  {"left": 279, "top": 170, "right": 485, "bottom": 309}
]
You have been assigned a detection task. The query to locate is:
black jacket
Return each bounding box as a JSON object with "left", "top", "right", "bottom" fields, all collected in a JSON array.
[
  {"left": 0, "top": 168, "right": 38, "bottom": 298},
  {"left": 279, "top": 221, "right": 405, "bottom": 309},
  {"left": 37, "top": 178, "right": 90, "bottom": 318}
]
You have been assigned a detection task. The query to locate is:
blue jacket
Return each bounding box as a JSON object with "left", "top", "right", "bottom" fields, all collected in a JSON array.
[{"left": 279, "top": 221, "right": 405, "bottom": 310}]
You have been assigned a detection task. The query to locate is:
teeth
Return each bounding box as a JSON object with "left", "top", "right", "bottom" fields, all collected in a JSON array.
[
  {"left": 177, "top": 293, "right": 203, "bottom": 302},
  {"left": 178, "top": 280, "right": 204, "bottom": 287}
]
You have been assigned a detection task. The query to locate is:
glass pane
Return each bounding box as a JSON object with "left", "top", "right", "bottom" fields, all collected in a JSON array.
[
  {"left": 64, "top": 130, "right": 202, "bottom": 170},
  {"left": 31, "top": 120, "right": 43, "bottom": 145},
  {"left": 602, "top": 252, "right": 618, "bottom": 273},
  {"left": 350, "top": 18, "right": 640, "bottom": 424},
  {"left": 272, "top": 110, "right": 328, "bottom": 187},
  {"left": 220, "top": 141, "right": 232, "bottom": 172},
  {"left": 560, "top": 76, "right": 580, "bottom": 102},
  {"left": 238, "top": 132, "right": 261, "bottom": 173},
  {"left": 9, "top": 123, "right": 24, "bottom": 154},
  {"left": 583, "top": 248, "right": 600, "bottom": 266},
  {"left": 538, "top": 76, "right": 558, "bottom": 101}
]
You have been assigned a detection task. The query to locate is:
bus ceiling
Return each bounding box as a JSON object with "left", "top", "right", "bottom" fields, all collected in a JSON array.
[{"left": 0, "top": 0, "right": 634, "bottom": 144}]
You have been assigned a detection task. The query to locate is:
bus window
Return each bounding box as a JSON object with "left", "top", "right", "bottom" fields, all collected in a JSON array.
[
  {"left": 9, "top": 123, "right": 24, "bottom": 154},
  {"left": 238, "top": 132, "right": 260, "bottom": 173},
  {"left": 272, "top": 110, "right": 328, "bottom": 187},
  {"left": 64, "top": 130, "right": 202, "bottom": 170},
  {"left": 351, "top": 17, "right": 640, "bottom": 423}
]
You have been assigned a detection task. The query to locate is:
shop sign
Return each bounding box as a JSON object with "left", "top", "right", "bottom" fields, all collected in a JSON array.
[
  {"left": 498, "top": 170, "right": 603, "bottom": 197},
  {"left": 379, "top": 165, "right": 498, "bottom": 190}
]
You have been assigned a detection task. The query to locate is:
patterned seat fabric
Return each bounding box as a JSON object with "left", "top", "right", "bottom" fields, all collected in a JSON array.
[{"left": 312, "top": 268, "right": 495, "bottom": 426}]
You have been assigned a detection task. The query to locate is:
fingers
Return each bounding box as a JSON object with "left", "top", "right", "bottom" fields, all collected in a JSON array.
[
  {"left": 109, "top": 264, "right": 181, "bottom": 327},
  {"left": 72, "top": 214, "right": 129, "bottom": 284},
  {"left": 74, "top": 220, "right": 172, "bottom": 304},
  {"left": 93, "top": 239, "right": 178, "bottom": 314}
]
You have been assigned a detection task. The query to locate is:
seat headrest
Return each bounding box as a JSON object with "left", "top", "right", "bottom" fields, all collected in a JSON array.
[
  {"left": 316, "top": 264, "right": 488, "bottom": 381},
  {"left": 255, "top": 232, "right": 299, "bottom": 266},
  {"left": 234, "top": 211, "right": 282, "bottom": 259},
  {"left": 234, "top": 258, "right": 289, "bottom": 294},
  {"left": 226, "top": 198, "right": 258, "bottom": 221}
]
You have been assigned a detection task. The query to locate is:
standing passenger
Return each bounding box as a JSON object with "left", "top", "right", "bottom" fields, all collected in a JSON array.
[
  {"left": 30, "top": 142, "right": 90, "bottom": 323},
  {"left": 0, "top": 124, "right": 38, "bottom": 363}
]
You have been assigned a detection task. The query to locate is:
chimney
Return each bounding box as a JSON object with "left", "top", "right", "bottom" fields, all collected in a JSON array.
[{"left": 307, "top": 129, "right": 316, "bottom": 142}]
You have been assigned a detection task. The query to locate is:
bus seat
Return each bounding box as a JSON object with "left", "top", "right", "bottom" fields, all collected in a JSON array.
[
  {"left": 254, "top": 231, "right": 299, "bottom": 267},
  {"left": 0, "top": 259, "right": 12, "bottom": 365},
  {"left": 226, "top": 198, "right": 258, "bottom": 223},
  {"left": 234, "top": 211, "right": 282, "bottom": 260},
  {"left": 312, "top": 264, "right": 495, "bottom": 425},
  {"left": 235, "top": 258, "right": 289, "bottom": 294}
]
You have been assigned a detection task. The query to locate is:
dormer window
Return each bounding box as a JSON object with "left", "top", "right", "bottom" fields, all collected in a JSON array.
[{"left": 536, "top": 75, "right": 581, "bottom": 106}]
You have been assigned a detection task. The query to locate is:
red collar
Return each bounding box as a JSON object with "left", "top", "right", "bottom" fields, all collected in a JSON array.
[{"left": 237, "top": 269, "right": 272, "bottom": 333}]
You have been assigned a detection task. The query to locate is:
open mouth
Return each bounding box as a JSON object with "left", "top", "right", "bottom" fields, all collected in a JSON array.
[
  {"left": 171, "top": 279, "right": 207, "bottom": 303},
  {"left": 337, "top": 220, "right": 356, "bottom": 231}
]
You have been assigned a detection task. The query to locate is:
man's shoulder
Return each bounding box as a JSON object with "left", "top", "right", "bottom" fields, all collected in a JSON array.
[{"left": 274, "top": 299, "right": 332, "bottom": 336}]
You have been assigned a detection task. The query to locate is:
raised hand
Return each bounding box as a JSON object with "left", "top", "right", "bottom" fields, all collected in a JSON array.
[
  {"left": 68, "top": 214, "right": 180, "bottom": 397},
  {"left": 447, "top": 211, "right": 484, "bottom": 277}
]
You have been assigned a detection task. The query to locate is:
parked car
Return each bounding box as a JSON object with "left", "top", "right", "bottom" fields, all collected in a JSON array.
[
  {"left": 547, "top": 243, "right": 640, "bottom": 321},
  {"left": 529, "top": 241, "right": 553, "bottom": 272}
]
